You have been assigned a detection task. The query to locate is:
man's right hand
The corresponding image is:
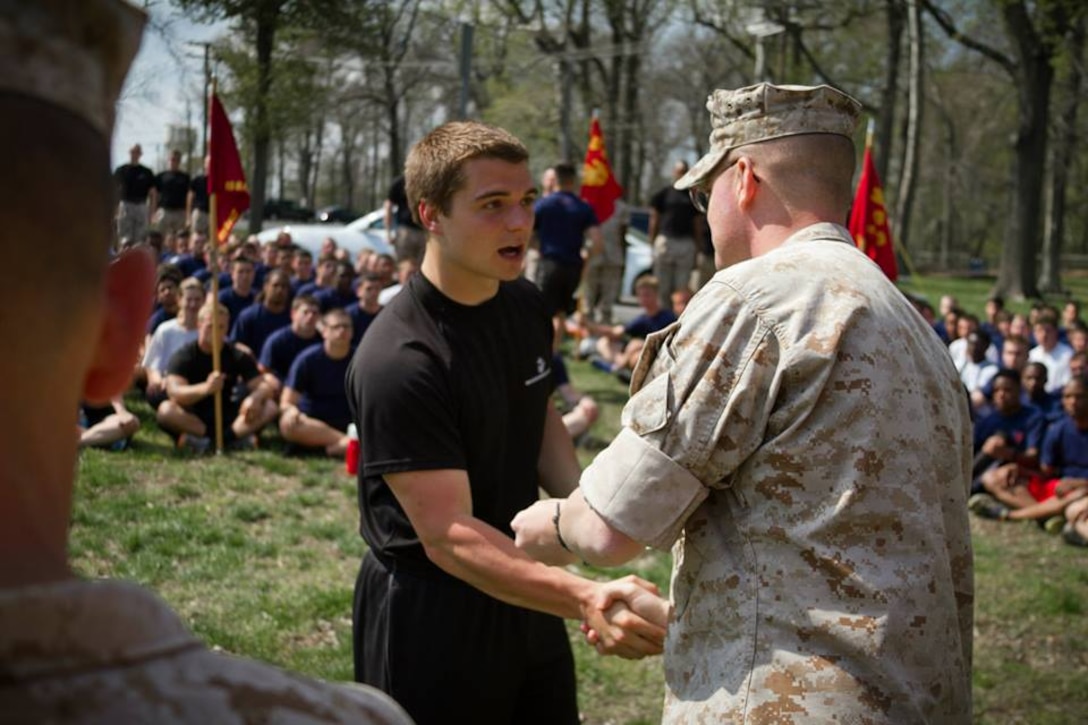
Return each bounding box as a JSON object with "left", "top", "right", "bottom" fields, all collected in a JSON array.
[
  {"left": 204, "top": 371, "right": 226, "bottom": 396},
  {"left": 581, "top": 575, "right": 671, "bottom": 660}
]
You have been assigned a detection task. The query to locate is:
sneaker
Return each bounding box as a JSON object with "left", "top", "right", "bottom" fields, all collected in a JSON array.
[
  {"left": 1062, "top": 522, "right": 1088, "bottom": 548},
  {"left": 177, "top": 433, "right": 211, "bottom": 454},
  {"left": 1043, "top": 515, "right": 1066, "bottom": 534},
  {"left": 229, "top": 435, "right": 257, "bottom": 451},
  {"left": 967, "top": 492, "right": 1010, "bottom": 521}
]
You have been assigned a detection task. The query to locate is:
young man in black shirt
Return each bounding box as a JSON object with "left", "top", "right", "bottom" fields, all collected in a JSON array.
[
  {"left": 157, "top": 302, "right": 278, "bottom": 452},
  {"left": 113, "top": 143, "right": 154, "bottom": 244},
  {"left": 648, "top": 160, "right": 704, "bottom": 307},
  {"left": 347, "top": 121, "right": 669, "bottom": 725},
  {"left": 151, "top": 149, "right": 190, "bottom": 237}
]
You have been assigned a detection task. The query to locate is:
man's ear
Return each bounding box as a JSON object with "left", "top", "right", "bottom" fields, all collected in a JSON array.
[
  {"left": 82, "top": 247, "right": 156, "bottom": 404},
  {"left": 418, "top": 199, "right": 442, "bottom": 234},
  {"left": 735, "top": 158, "right": 759, "bottom": 209}
]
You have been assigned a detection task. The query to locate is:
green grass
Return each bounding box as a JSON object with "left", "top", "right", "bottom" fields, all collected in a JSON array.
[{"left": 70, "top": 332, "right": 1087, "bottom": 723}]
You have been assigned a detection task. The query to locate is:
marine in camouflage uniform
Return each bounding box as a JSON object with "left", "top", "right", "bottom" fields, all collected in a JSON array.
[
  {"left": 0, "top": 580, "right": 410, "bottom": 723},
  {"left": 0, "top": 3, "right": 410, "bottom": 723},
  {"left": 512, "top": 84, "right": 974, "bottom": 723}
]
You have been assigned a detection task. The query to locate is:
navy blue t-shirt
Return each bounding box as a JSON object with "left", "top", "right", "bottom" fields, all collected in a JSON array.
[
  {"left": 259, "top": 327, "right": 320, "bottom": 380},
  {"left": 348, "top": 306, "right": 381, "bottom": 347},
  {"left": 219, "top": 287, "right": 256, "bottom": 326},
  {"left": 286, "top": 345, "right": 353, "bottom": 431},
  {"left": 624, "top": 308, "right": 677, "bottom": 339},
  {"left": 296, "top": 281, "right": 323, "bottom": 298},
  {"left": 1041, "top": 415, "right": 1088, "bottom": 478},
  {"left": 315, "top": 288, "right": 358, "bottom": 313},
  {"left": 146, "top": 306, "right": 173, "bottom": 335},
  {"left": 972, "top": 405, "right": 1044, "bottom": 453},
  {"left": 231, "top": 304, "right": 290, "bottom": 355},
  {"left": 533, "top": 191, "right": 598, "bottom": 267}
]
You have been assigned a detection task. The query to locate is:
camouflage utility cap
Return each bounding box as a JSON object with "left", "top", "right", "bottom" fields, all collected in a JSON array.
[
  {"left": 675, "top": 83, "right": 861, "bottom": 191},
  {"left": 0, "top": 0, "right": 145, "bottom": 137}
]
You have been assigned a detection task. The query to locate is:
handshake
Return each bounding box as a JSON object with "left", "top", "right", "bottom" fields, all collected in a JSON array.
[{"left": 512, "top": 498, "right": 672, "bottom": 660}]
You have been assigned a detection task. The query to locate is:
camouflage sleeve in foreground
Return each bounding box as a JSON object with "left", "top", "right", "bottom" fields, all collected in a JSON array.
[{"left": 0, "top": 578, "right": 413, "bottom": 724}]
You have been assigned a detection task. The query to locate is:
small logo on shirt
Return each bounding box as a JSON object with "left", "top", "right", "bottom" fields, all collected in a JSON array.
[{"left": 524, "top": 356, "right": 551, "bottom": 386}]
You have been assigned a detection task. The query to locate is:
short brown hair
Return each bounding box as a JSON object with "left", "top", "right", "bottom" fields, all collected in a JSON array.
[{"left": 404, "top": 121, "right": 529, "bottom": 224}]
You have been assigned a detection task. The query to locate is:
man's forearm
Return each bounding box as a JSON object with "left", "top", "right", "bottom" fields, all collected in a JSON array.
[
  {"left": 169, "top": 382, "right": 210, "bottom": 407},
  {"left": 423, "top": 512, "right": 595, "bottom": 620}
]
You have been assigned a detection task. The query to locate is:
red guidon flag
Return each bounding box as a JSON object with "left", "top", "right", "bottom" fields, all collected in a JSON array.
[
  {"left": 848, "top": 128, "right": 898, "bottom": 281},
  {"left": 208, "top": 92, "right": 250, "bottom": 246},
  {"left": 580, "top": 115, "right": 623, "bottom": 224}
]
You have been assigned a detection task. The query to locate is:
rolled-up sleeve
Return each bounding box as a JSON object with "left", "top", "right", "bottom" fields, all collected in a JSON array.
[
  {"left": 581, "top": 281, "right": 780, "bottom": 550},
  {"left": 581, "top": 426, "right": 708, "bottom": 550}
]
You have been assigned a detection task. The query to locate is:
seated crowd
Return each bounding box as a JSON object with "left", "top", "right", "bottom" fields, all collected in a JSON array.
[
  {"left": 86, "top": 225, "right": 603, "bottom": 459},
  {"left": 918, "top": 293, "right": 1088, "bottom": 550}
]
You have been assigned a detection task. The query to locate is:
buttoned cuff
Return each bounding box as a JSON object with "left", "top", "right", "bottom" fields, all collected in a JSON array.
[{"left": 581, "top": 427, "right": 708, "bottom": 550}]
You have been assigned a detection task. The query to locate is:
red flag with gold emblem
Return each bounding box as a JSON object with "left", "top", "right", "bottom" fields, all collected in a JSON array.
[
  {"left": 580, "top": 115, "right": 623, "bottom": 224},
  {"left": 848, "top": 136, "right": 898, "bottom": 281},
  {"left": 208, "top": 92, "right": 249, "bottom": 246}
]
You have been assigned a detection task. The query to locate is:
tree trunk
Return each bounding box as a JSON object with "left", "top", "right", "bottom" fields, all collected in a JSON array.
[
  {"left": 878, "top": 0, "right": 905, "bottom": 183},
  {"left": 1039, "top": 16, "right": 1085, "bottom": 294},
  {"left": 993, "top": 4, "right": 1053, "bottom": 301},
  {"left": 894, "top": 0, "right": 923, "bottom": 247},
  {"left": 248, "top": 3, "right": 277, "bottom": 235}
]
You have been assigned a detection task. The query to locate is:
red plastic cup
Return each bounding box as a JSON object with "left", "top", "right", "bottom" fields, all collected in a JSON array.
[
  {"left": 345, "top": 423, "right": 360, "bottom": 475},
  {"left": 345, "top": 439, "right": 360, "bottom": 475}
]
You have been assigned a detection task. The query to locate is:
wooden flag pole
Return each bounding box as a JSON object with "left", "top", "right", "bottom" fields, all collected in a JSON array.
[{"left": 208, "top": 79, "right": 225, "bottom": 454}]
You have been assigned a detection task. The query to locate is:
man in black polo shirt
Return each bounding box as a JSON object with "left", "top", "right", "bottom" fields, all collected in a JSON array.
[
  {"left": 648, "top": 160, "right": 704, "bottom": 307},
  {"left": 383, "top": 174, "right": 426, "bottom": 265},
  {"left": 151, "top": 149, "right": 190, "bottom": 236},
  {"left": 113, "top": 143, "right": 154, "bottom": 245},
  {"left": 347, "top": 121, "right": 669, "bottom": 725}
]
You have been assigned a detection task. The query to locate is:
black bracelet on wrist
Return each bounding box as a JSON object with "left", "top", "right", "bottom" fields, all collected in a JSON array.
[{"left": 553, "top": 500, "right": 574, "bottom": 554}]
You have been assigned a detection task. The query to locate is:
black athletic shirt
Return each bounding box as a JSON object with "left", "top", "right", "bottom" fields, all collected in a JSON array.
[
  {"left": 155, "top": 170, "right": 192, "bottom": 210},
  {"left": 347, "top": 273, "right": 554, "bottom": 575},
  {"left": 190, "top": 174, "right": 209, "bottom": 212},
  {"left": 650, "top": 185, "right": 699, "bottom": 238},
  {"left": 166, "top": 340, "right": 259, "bottom": 423},
  {"left": 114, "top": 163, "right": 155, "bottom": 203}
]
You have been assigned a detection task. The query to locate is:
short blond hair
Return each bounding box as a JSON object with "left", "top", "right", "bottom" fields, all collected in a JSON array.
[
  {"left": 404, "top": 121, "right": 529, "bottom": 224},
  {"left": 198, "top": 301, "right": 229, "bottom": 324}
]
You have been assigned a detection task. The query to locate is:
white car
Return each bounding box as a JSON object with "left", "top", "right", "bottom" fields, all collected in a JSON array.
[
  {"left": 620, "top": 227, "right": 653, "bottom": 302},
  {"left": 257, "top": 209, "right": 393, "bottom": 258}
]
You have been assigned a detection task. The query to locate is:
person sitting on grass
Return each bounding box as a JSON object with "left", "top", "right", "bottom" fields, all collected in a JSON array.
[
  {"left": 278, "top": 308, "right": 355, "bottom": 457},
  {"left": 140, "top": 276, "right": 203, "bottom": 409},
  {"left": 218, "top": 255, "right": 257, "bottom": 323},
  {"left": 296, "top": 251, "right": 337, "bottom": 298},
  {"left": 970, "top": 375, "right": 1088, "bottom": 526},
  {"left": 314, "top": 260, "right": 358, "bottom": 312},
  {"left": 145, "top": 263, "right": 182, "bottom": 336},
  {"left": 349, "top": 273, "right": 384, "bottom": 346},
  {"left": 231, "top": 269, "right": 292, "bottom": 357},
  {"left": 970, "top": 369, "right": 1044, "bottom": 495},
  {"left": 1022, "top": 361, "right": 1062, "bottom": 420},
  {"left": 583, "top": 275, "right": 677, "bottom": 382},
  {"left": 257, "top": 293, "right": 321, "bottom": 392},
  {"left": 157, "top": 302, "right": 278, "bottom": 453},
  {"left": 78, "top": 398, "right": 140, "bottom": 451}
]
